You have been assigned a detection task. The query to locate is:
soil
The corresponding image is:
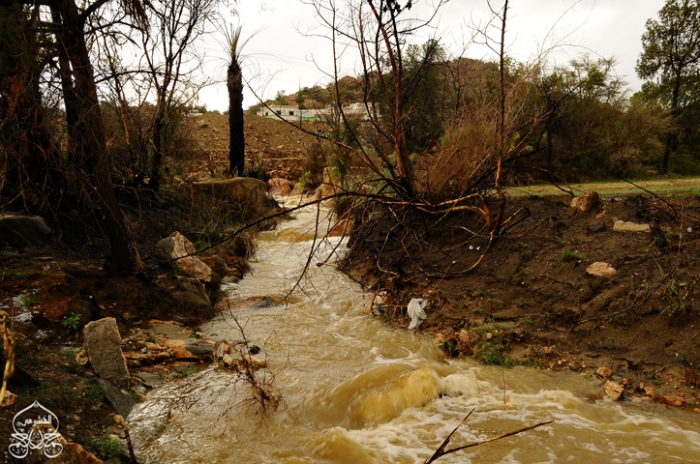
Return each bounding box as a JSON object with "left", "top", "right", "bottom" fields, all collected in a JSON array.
[
  {"left": 342, "top": 192, "right": 700, "bottom": 410},
  {"left": 187, "top": 112, "right": 326, "bottom": 181}
]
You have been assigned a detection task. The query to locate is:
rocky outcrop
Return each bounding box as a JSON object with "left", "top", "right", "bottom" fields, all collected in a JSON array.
[
  {"left": 155, "top": 232, "right": 219, "bottom": 286},
  {"left": 83, "top": 318, "right": 130, "bottom": 387},
  {"left": 194, "top": 177, "right": 268, "bottom": 220},
  {"left": 0, "top": 214, "right": 52, "bottom": 248}
]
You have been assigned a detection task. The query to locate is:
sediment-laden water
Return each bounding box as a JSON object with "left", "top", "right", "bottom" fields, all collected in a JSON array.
[{"left": 129, "top": 198, "right": 700, "bottom": 463}]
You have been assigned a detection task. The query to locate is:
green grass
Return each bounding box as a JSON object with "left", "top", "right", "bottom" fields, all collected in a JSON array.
[
  {"left": 62, "top": 312, "right": 81, "bottom": 331},
  {"left": 475, "top": 342, "right": 512, "bottom": 366},
  {"left": 520, "top": 314, "right": 536, "bottom": 328},
  {"left": 471, "top": 289, "right": 485, "bottom": 297},
  {"left": 609, "top": 313, "right": 629, "bottom": 326},
  {"left": 19, "top": 295, "right": 36, "bottom": 307},
  {"left": 509, "top": 176, "right": 700, "bottom": 198},
  {"left": 560, "top": 248, "right": 582, "bottom": 262},
  {"left": 87, "top": 435, "right": 127, "bottom": 460}
]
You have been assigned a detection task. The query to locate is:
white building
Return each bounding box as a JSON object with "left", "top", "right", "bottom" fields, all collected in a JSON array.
[{"left": 257, "top": 102, "right": 372, "bottom": 122}]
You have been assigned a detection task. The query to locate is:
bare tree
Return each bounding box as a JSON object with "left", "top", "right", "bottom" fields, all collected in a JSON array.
[{"left": 136, "top": 0, "right": 219, "bottom": 190}]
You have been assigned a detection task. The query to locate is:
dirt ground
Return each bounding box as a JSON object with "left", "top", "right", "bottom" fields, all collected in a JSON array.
[
  {"left": 342, "top": 192, "right": 700, "bottom": 409},
  {"left": 187, "top": 112, "right": 326, "bottom": 181}
]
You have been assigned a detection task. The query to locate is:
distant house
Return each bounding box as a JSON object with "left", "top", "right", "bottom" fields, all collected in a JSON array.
[
  {"left": 257, "top": 105, "right": 308, "bottom": 122},
  {"left": 257, "top": 102, "right": 372, "bottom": 122}
]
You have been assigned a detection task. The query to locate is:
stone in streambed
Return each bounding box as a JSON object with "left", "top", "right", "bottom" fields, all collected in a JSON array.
[{"left": 83, "top": 317, "right": 130, "bottom": 387}]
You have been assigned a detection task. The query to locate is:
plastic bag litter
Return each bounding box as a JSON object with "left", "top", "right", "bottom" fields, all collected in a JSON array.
[{"left": 407, "top": 298, "right": 428, "bottom": 330}]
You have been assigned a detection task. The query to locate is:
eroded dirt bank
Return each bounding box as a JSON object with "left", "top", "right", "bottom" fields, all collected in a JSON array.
[{"left": 342, "top": 193, "right": 700, "bottom": 408}]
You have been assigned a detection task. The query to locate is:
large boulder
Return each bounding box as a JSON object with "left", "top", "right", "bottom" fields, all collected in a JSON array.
[
  {"left": 83, "top": 318, "right": 130, "bottom": 387},
  {"left": 172, "top": 277, "right": 215, "bottom": 319},
  {"left": 268, "top": 177, "right": 294, "bottom": 196},
  {"left": 0, "top": 214, "right": 52, "bottom": 248},
  {"left": 155, "top": 232, "right": 218, "bottom": 286},
  {"left": 194, "top": 178, "right": 267, "bottom": 220}
]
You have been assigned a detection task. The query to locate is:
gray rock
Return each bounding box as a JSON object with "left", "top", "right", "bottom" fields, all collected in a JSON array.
[
  {"left": 183, "top": 339, "right": 215, "bottom": 356},
  {"left": 213, "top": 256, "right": 228, "bottom": 277},
  {"left": 172, "top": 291, "right": 214, "bottom": 319},
  {"left": 587, "top": 222, "right": 607, "bottom": 233},
  {"left": 95, "top": 378, "right": 136, "bottom": 417},
  {"left": 177, "top": 277, "right": 210, "bottom": 305},
  {"left": 83, "top": 318, "right": 130, "bottom": 387},
  {"left": 248, "top": 296, "right": 274, "bottom": 308},
  {"left": 134, "top": 372, "right": 165, "bottom": 388},
  {"left": 0, "top": 214, "right": 52, "bottom": 248}
]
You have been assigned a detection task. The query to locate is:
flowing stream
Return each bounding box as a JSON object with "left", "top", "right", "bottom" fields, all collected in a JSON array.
[{"left": 129, "top": 199, "right": 700, "bottom": 463}]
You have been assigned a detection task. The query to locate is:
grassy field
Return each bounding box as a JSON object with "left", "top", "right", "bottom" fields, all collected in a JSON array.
[{"left": 507, "top": 176, "right": 700, "bottom": 198}]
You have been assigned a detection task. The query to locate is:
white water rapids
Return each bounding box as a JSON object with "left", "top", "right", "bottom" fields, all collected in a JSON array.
[{"left": 128, "top": 198, "right": 700, "bottom": 463}]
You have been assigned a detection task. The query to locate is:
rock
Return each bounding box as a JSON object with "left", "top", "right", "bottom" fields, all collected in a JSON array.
[
  {"left": 177, "top": 277, "right": 211, "bottom": 305},
  {"left": 155, "top": 232, "right": 216, "bottom": 285},
  {"left": 604, "top": 380, "right": 624, "bottom": 401},
  {"left": 172, "top": 289, "right": 215, "bottom": 319},
  {"left": 83, "top": 318, "right": 130, "bottom": 387},
  {"left": 644, "top": 386, "right": 655, "bottom": 397},
  {"left": 1, "top": 390, "right": 17, "bottom": 406},
  {"left": 183, "top": 339, "right": 215, "bottom": 356},
  {"left": 310, "top": 182, "right": 336, "bottom": 202},
  {"left": 194, "top": 178, "right": 268, "bottom": 221},
  {"left": 268, "top": 178, "right": 294, "bottom": 196},
  {"left": 328, "top": 218, "right": 352, "bottom": 237},
  {"left": 213, "top": 256, "right": 228, "bottom": 276},
  {"left": 134, "top": 372, "right": 166, "bottom": 388},
  {"left": 0, "top": 214, "right": 52, "bottom": 248},
  {"left": 587, "top": 222, "right": 607, "bottom": 233},
  {"left": 248, "top": 296, "right": 274, "bottom": 309},
  {"left": 571, "top": 191, "right": 600, "bottom": 212},
  {"left": 458, "top": 329, "right": 470, "bottom": 344},
  {"left": 197, "top": 120, "right": 208, "bottom": 129},
  {"left": 95, "top": 378, "right": 136, "bottom": 417},
  {"left": 596, "top": 366, "right": 613, "bottom": 378},
  {"left": 612, "top": 220, "right": 651, "bottom": 233},
  {"left": 653, "top": 395, "right": 686, "bottom": 407},
  {"left": 290, "top": 182, "right": 305, "bottom": 195},
  {"left": 586, "top": 262, "right": 617, "bottom": 278}
]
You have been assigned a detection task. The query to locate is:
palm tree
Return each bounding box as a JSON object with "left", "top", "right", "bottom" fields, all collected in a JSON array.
[{"left": 226, "top": 25, "right": 245, "bottom": 176}]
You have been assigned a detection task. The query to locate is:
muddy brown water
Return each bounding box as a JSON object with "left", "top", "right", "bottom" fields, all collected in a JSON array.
[{"left": 128, "top": 198, "right": 700, "bottom": 463}]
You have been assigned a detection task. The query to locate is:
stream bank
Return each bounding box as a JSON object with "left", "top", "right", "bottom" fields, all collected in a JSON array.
[{"left": 343, "top": 192, "right": 700, "bottom": 409}]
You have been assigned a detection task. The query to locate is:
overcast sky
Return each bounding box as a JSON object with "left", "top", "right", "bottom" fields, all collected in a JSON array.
[{"left": 198, "top": 0, "right": 667, "bottom": 111}]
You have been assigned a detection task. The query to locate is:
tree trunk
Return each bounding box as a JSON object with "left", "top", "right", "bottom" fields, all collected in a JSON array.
[
  {"left": 151, "top": 105, "right": 166, "bottom": 191},
  {"left": 57, "top": 0, "right": 132, "bottom": 274},
  {"left": 662, "top": 72, "right": 683, "bottom": 174},
  {"left": 228, "top": 59, "right": 245, "bottom": 176}
]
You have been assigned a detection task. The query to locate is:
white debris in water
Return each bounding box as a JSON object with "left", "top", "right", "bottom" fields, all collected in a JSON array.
[{"left": 407, "top": 298, "right": 428, "bottom": 330}]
